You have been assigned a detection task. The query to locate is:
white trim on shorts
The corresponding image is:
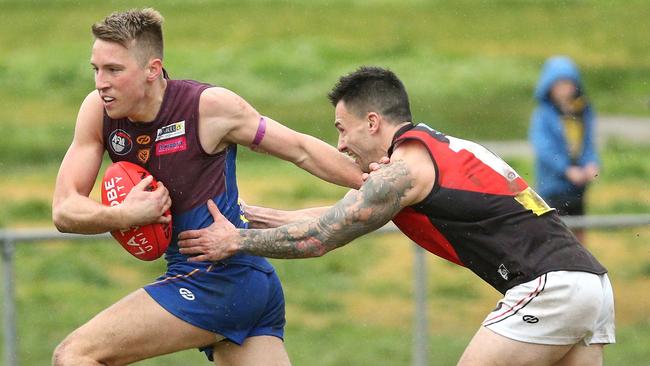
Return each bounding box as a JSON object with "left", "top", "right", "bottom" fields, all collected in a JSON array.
[{"left": 483, "top": 271, "right": 616, "bottom": 346}]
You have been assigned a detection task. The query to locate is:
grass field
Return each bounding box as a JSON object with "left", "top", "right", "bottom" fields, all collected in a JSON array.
[
  {"left": 1, "top": 143, "right": 649, "bottom": 365},
  {"left": 1, "top": 0, "right": 649, "bottom": 167},
  {"left": 1, "top": 0, "right": 649, "bottom": 365}
]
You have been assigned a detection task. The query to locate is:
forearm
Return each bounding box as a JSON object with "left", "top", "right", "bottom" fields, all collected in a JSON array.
[
  {"left": 237, "top": 178, "right": 400, "bottom": 259},
  {"left": 296, "top": 134, "right": 363, "bottom": 189},
  {"left": 52, "top": 194, "right": 125, "bottom": 234},
  {"left": 179, "top": 160, "right": 412, "bottom": 262},
  {"left": 238, "top": 219, "right": 340, "bottom": 258},
  {"left": 245, "top": 205, "right": 331, "bottom": 228},
  {"left": 237, "top": 194, "right": 365, "bottom": 259}
]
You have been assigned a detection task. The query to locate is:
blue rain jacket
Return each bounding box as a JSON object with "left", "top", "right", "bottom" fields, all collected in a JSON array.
[{"left": 529, "top": 56, "right": 600, "bottom": 198}]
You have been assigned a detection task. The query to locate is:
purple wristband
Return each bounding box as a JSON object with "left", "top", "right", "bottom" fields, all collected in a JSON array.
[{"left": 251, "top": 116, "right": 266, "bottom": 149}]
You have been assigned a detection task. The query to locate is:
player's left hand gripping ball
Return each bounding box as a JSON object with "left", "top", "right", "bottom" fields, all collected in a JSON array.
[{"left": 101, "top": 161, "right": 172, "bottom": 261}]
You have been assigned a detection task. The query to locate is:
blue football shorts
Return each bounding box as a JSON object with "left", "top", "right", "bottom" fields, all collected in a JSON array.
[{"left": 143, "top": 260, "right": 286, "bottom": 360}]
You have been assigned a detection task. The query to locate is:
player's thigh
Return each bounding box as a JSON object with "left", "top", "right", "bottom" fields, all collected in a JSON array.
[
  {"left": 554, "top": 343, "right": 603, "bottom": 366},
  {"left": 58, "top": 288, "right": 219, "bottom": 365},
  {"left": 458, "top": 326, "right": 572, "bottom": 366},
  {"left": 212, "top": 336, "right": 291, "bottom": 366}
]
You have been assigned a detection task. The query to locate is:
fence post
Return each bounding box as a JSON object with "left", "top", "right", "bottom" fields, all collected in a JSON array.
[
  {"left": 412, "top": 243, "right": 429, "bottom": 366},
  {"left": 2, "top": 235, "right": 18, "bottom": 366}
]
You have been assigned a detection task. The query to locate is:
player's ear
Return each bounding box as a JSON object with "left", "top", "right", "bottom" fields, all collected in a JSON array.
[
  {"left": 367, "top": 112, "right": 380, "bottom": 133},
  {"left": 146, "top": 58, "right": 163, "bottom": 81}
]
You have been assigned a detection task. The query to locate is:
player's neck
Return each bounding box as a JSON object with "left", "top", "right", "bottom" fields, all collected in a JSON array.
[
  {"left": 380, "top": 121, "right": 413, "bottom": 156},
  {"left": 127, "top": 78, "right": 168, "bottom": 123}
]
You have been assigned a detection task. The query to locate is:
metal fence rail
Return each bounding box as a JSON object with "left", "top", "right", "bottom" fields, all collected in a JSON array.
[{"left": 2, "top": 214, "right": 650, "bottom": 366}]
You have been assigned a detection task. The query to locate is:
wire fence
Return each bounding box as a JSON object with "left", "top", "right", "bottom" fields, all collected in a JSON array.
[{"left": 2, "top": 214, "right": 650, "bottom": 366}]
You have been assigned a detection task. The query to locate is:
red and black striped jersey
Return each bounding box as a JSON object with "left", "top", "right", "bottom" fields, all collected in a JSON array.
[{"left": 389, "top": 123, "right": 606, "bottom": 294}]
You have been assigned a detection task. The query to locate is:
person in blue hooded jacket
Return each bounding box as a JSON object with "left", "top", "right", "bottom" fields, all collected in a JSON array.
[{"left": 529, "top": 56, "right": 600, "bottom": 244}]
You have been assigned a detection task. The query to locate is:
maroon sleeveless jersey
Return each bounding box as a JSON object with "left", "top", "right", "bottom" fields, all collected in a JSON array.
[
  {"left": 102, "top": 79, "right": 221, "bottom": 214},
  {"left": 102, "top": 78, "right": 267, "bottom": 268},
  {"left": 389, "top": 123, "right": 606, "bottom": 294}
]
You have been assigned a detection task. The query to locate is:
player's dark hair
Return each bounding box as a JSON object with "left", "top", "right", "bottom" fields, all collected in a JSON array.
[
  {"left": 92, "top": 8, "right": 164, "bottom": 65},
  {"left": 328, "top": 66, "right": 412, "bottom": 124}
]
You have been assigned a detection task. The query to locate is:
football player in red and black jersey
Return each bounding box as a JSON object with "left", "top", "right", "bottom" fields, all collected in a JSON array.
[{"left": 179, "top": 66, "right": 615, "bottom": 366}]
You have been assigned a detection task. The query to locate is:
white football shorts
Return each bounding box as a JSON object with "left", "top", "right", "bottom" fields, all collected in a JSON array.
[{"left": 482, "top": 271, "right": 615, "bottom": 346}]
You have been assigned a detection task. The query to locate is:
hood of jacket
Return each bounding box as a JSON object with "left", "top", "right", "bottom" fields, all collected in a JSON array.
[{"left": 534, "top": 56, "right": 585, "bottom": 103}]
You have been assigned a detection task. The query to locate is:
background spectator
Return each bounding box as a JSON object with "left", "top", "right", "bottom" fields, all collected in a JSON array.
[{"left": 530, "top": 56, "right": 600, "bottom": 244}]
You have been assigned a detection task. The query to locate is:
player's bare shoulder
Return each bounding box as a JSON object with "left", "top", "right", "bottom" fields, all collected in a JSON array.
[
  {"left": 199, "top": 87, "right": 256, "bottom": 122},
  {"left": 79, "top": 90, "right": 105, "bottom": 120},
  {"left": 198, "top": 87, "right": 258, "bottom": 153},
  {"left": 390, "top": 139, "right": 436, "bottom": 205},
  {"left": 75, "top": 90, "right": 107, "bottom": 142}
]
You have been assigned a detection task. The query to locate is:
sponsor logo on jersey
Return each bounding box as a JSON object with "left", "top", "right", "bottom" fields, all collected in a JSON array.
[
  {"left": 136, "top": 135, "right": 151, "bottom": 145},
  {"left": 155, "top": 136, "right": 187, "bottom": 156},
  {"left": 137, "top": 148, "right": 151, "bottom": 163},
  {"left": 109, "top": 129, "right": 133, "bottom": 155},
  {"left": 179, "top": 288, "right": 195, "bottom": 301},
  {"left": 155, "top": 121, "right": 185, "bottom": 141}
]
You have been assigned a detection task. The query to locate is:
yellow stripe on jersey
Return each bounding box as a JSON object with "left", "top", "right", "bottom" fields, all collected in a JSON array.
[{"left": 515, "top": 187, "right": 553, "bottom": 216}]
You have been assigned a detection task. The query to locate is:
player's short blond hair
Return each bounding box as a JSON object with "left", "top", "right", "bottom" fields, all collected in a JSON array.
[{"left": 92, "top": 8, "right": 164, "bottom": 65}]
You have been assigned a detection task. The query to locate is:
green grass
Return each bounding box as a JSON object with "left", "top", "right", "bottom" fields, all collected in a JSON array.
[
  {"left": 605, "top": 323, "right": 650, "bottom": 364},
  {"left": 1, "top": 1, "right": 649, "bottom": 365},
  {"left": 2, "top": 227, "right": 648, "bottom": 365},
  {"left": 1, "top": 0, "right": 650, "bottom": 168}
]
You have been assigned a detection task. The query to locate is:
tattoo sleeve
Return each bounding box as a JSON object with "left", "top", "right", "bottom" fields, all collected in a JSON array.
[{"left": 238, "top": 160, "right": 414, "bottom": 258}]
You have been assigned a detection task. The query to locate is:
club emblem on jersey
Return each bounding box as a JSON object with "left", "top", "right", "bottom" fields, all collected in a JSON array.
[
  {"left": 136, "top": 135, "right": 151, "bottom": 145},
  {"left": 137, "top": 148, "right": 151, "bottom": 163},
  {"left": 109, "top": 129, "right": 133, "bottom": 156},
  {"left": 155, "top": 121, "right": 185, "bottom": 141}
]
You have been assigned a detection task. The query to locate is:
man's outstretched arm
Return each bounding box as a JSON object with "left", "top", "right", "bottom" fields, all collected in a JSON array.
[
  {"left": 178, "top": 160, "right": 415, "bottom": 261},
  {"left": 242, "top": 203, "right": 330, "bottom": 229},
  {"left": 242, "top": 158, "right": 390, "bottom": 229},
  {"left": 198, "top": 87, "right": 364, "bottom": 189}
]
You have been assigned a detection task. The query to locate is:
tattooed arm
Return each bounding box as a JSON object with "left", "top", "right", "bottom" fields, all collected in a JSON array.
[
  {"left": 177, "top": 161, "right": 411, "bottom": 260},
  {"left": 242, "top": 157, "right": 391, "bottom": 229},
  {"left": 243, "top": 160, "right": 414, "bottom": 258},
  {"left": 178, "top": 140, "right": 434, "bottom": 261},
  {"left": 178, "top": 142, "right": 435, "bottom": 261}
]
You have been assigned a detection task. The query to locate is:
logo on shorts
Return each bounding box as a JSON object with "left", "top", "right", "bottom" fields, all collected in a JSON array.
[
  {"left": 109, "top": 129, "right": 133, "bottom": 155},
  {"left": 179, "top": 288, "right": 195, "bottom": 301},
  {"left": 498, "top": 264, "right": 509, "bottom": 280},
  {"left": 522, "top": 315, "right": 539, "bottom": 324}
]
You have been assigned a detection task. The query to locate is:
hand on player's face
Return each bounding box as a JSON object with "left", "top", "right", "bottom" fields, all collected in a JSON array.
[
  {"left": 178, "top": 200, "right": 240, "bottom": 262},
  {"left": 361, "top": 156, "right": 391, "bottom": 182},
  {"left": 119, "top": 175, "right": 172, "bottom": 226}
]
